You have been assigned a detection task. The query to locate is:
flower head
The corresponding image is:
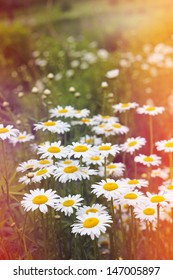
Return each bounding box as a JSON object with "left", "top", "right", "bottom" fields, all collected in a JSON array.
[{"left": 55, "top": 194, "right": 83, "bottom": 216}]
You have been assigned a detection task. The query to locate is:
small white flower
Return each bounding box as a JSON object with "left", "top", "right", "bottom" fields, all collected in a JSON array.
[
  {"left": 98, "top": 162, "right": 125, "bottom": 178},
  {"left": 10, "top": 131, "right": 34, "bottom": 145},
  {"left": 76, "top": 203, "right": 108, "bottom": 216},
  {"left": 16, "top": 159, "right": 38, "bottom": 173},
  {"left": 121, "top": 137, "right": 146, "bottom": 154},
  {"left": 155, "top": 138, "right": 173, "bottom": 153},
  {"left": 0, "top": 124, "right": 19, "bottom": 140},
  {"left": 55, "top": 194, "right": 83, "bottom": 216},
  {"left": 96, "top": 143, "right": 120, "bottom": 157},
  {"left": 34, "top": 120, "right": 70, "bottom": 134},
  {"left": 113, "top": 102, "right": 138, "bottom": 113},
  {"left": 134, "top": 154, "right": 161, "bottom": 167},
  {"left": 106, "top": 69, "right": 119, "bottom": 79},
  {"left": 136, "top": 105, "right": 165, "bottom": 116},
  {"left": 71, "top": 212, "right": 112, "bottom": 240},
  {"left": 120, "top": 178, "right": 148, "bottom": 189},
  {"left": 115, "top": 188, "right": 145, "bottom": 207},
  {"left": 49, "top": 105, "right": 75, "bottom": 118},
  {"left": 37, "top": 141, "right": 70, "bottom": 159},
  {"left": 21, "top": 188, "right": 59, "bottom": 213},
  {"left": 68, "top": 142, "right": 96, "bottom": 159}
]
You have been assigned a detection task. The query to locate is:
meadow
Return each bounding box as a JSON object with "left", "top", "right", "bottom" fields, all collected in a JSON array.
[{"left": 1, "top": 0, "right": 173, "bottom": 260}]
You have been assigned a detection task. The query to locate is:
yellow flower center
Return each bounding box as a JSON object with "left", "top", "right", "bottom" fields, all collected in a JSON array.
[
  {"left": 83, "top": 217, "right": 99, "bottom": 228},
  {"left": 43, "top": 121, "right": 56, "bottom": 126},
  {"left": 143, "top": 208, "right": 155, "bottom": 216},
  {"left": 63, "top": 199, "right": 75, "bottom": 207},
  {"left": 39, "top": 159, "right": 51, "bottom": 165},
  {"left": 150, "top": 195, "right": 165, "bottom": 203},
  {"left": 167, "top": 185, "right": 173, "bottom": 190},
  {"left": 128, "top": 141, "right": 137, "bottom": 147},
  {"left": 18, "top": 135, "right": 26, "bottom": 140},
  {"left": 36, "top": 169, "right": 47, "bottom": 176},
  {"left": 58, "top": 109, "right": 68, "bottom": 113},
  {"left": 47, "top": 146, "right": 61, "bottom": 153},
  {"left": 90, "top": 156, "right": 100, "bottom": 161},
  {"left": 99, "top": 124, "right": 105, "bottom": 128},
  {"left": 102, "top": 116, "right": 110, "bottom": 119},
  {"left": 86, "top": 138, "right": 93, "bottom": 144},
  {"left": 76, "top": 110, "right": 81, "bottom": 114},
  {"left": 146, "top": 106, "right": 155, "bottom": 111},
  {"left": 63, "top": 166, "right": 78, "bottom": 173},
  {"left": 165, "top": 142, "right": 173, "bottom": 148},
  {"left": 0, "top": 128, "right": 9, "bottom": 133},
  {"left": 107, "top": 164, "right": 116, "bottom": 169},
  {"left": 63, "top": 160, "right": 72, "bottom": 164},
  {"left": 32, "top": 195, "right": 48, "bottom": 205},
  {"left": 124, "top": 193, "right": 138, "bottom": 199},
  {"left": 103, "top": 182, "right": 118, "bottom": 191},
  {"left": 99, "top": 145, "right": 111, "bottom": 151},
  {"left": 80, "top": 119, "right": 90, "bottom": 123},
  {"left": 121, "top": 103, "right": 129, "bottom": 108},
  {"left": 74, "top": 145, "right": 88, "bottom": 152},
  {"left": 86, "top": 208, "right": 98, "bottom": 214},
  {"left": 112, "top": 123, "right": 121, "bottom": 129},
  {"left": 128, "top": 179, "right": 139, "bottom": 185},
  {"left": 144, "top": 156, "right": 154, "bottom": 162},
  {"left": 26, "top": 164, "right": 34, "bottom": 170}
]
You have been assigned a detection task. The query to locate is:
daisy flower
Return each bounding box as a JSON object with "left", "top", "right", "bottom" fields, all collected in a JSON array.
[
  {"left": 120, "top": 178, "right": 148, "bottom": 189},
  {"left": 49, "top": 105, "right": 75, "bottom": 118},
  {"left": 155, "top": 138, "right": 173, "bottom": 153},
  {"left": 92, "top": 115, "right": 119, "bottom": 124},
  {"left": 159, "top": 180, "right": 173, "bottom": 193},
  {"left": 97, "top": 143, "right": 120, "bottom": 157},
  {"left": 111, "top": 123, "right": 129, "bottom": 135},
  {"left": 98, "top": 162, "right": 125, "bottom": 177},
  {"left": 73, "top": 108, "right": 90, "bottom": 119},
  {"left": 74, "top": 118, "right": 96, "bottom": 126},
  {"left": 115, "top": 188, "right": 145, "bottom": 207},
  {"left": 10, "top": 131, "right": 34, "bottom": 145},
  {"left": 68, "top": 142, "right": 96, "bottom": 159},
  {"left": 79, "top": 135, "right": 102, "bottom": 146},
  {"left": 34, "top": 120, "right": 70, "bottom": 134},
  {"left": 16, "top": 159, "right": 38, "bottom": 173},
  {"left": 32, "top": 166, "right": 55, "bottom": 183},
  {"left": 71, "top": 212, "right": 112, "bottom": 240},
  {"left": 145, "top": 191, "right": 170, "bottom": 206},
  {"left": 151, "top": 167, "right": 169, "bottom": 180},
  {"left": 21, "top": 188, "right": 59, "bottom": 213},
  {"left": 54, "top": 163, "right": 94, "bottom": 183},
  {"left": 55, "top": 194, "right": 83, "bottom": 216},
  {"left": 91, "top": 179, "right": 125, "bottom": 201},
  {"left": 121, "top": 137, "right": 146, "bottom": 154},
  {"left": 76, "top": 203, "right": 108, "bottom": 216},
  {"left": 136, "top": 105, "right": 165, "bottom": 116},
  {"left": 82, "top": 153, "right": 105, "bottom": 166},
  {"left": 57, "top": 159, "right": 79, "bottom": 167},
  {"left": 134, "top": 204, "right": 158, "bottom": 222},
  {"left": 112, "top": 102, "right": 138, "bottom": 113},
  {"left": 134, "top": 154, "right": 161, "bottom": 167},
  {"left": 0, "top": 124, "right": 19, "bottom": 140},
  {"left": 37, "top": 141, "right": 70, "bottom": 159},
  {"left": 37, "top": 158, "right": 54, "bottom": 169}
]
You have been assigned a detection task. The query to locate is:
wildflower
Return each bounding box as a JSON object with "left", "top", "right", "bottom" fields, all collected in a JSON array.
[
  {"left": 96, "top": 143, "right": 120, "bottom": 157},
  {"left": 115, "top": 188, "right": 145, "bottom": 207},
  {"left": 91, "top": 179, "right": 125, "bottom": 201},
  {"left": 120, "top": 178, "right": 148, "bottom": 189},
  {"left": 37, "top": 141, "right": 70, "bottom": 159},
  {"left": 155, "top": 138, "right": 173, "bottom": 153},
  {"left": 136, "top": 105, "right": 165, "bottom": 116},
  {"left": 134, "top": 204, "right": 158, "bottom": 222},
  {"left": 112, "top": 102, "right": 138, "bottom": 113},
  {"left": 49, "top": 105, "right": 75, "bottom": 118},
  {"left": 121, "top": 137, "right": 146, "bottom": 155},
  {"left": 16, "top": 159, "right": 38, "bottom": 173},
  {"left": 106, "top": 69, "right": 119, "bottom": 79},
  {"left": 134, "top": 154, "right": 161, "bottom": 167},
  {"left": 0, "top": 124, "right": 19, "bottom": 140},
  {"left": 76, "top": 203, "right": 108, "bottom": 216},
  {"left": 71, "top": 212, "right": 112, "bottom": 240},
  {"left": 10, "top": 131, "right": 34, "bottom": 145},
  {"left": 21, "top": 189, "right": 59, "bottom": 213},
  {"left": 34, "top": 120, "right": 70, "bottom": 134},
  {"left": 55, "top": 194, "right": 83, "bottom": 216},
  {"left": 98, "top": 162, "right": 125, "bottom": 177},
  {"left": 68, "top": 142, "right": 96, "bottom": 159}
]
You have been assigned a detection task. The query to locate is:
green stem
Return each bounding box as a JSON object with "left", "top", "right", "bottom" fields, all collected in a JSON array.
[
  {"left": 104, "top": 157, "right": 107, "bottom": 181},
  {"left": 41, "top": 212, "right": 48, "bottom": 259},
  {"left": 156, "top": 203, "right": 160, "bottom": 259},
  {"left": 149, "top": 116, "right": 153, "bottom": 154},
  {"left": 1, "top": 140, "right": 9, "bottom": 205}
]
